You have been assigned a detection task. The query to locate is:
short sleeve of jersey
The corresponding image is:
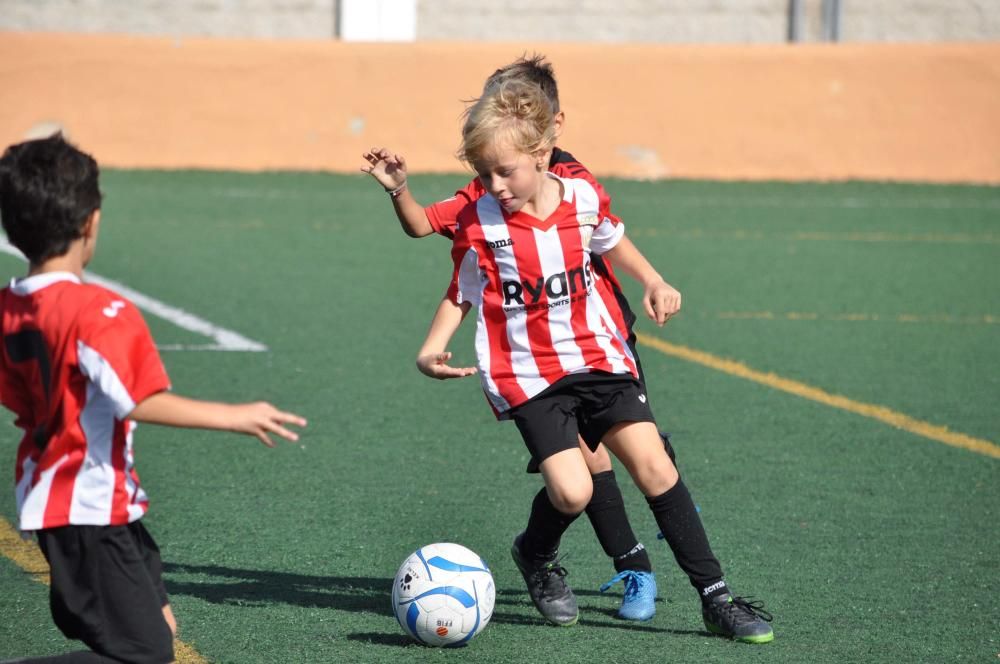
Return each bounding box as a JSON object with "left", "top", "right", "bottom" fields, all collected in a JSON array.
[
  {"left": 424, "top": 180, "right": 484, "bottom": 240},
  {"left": 576, "top": 180, "right": 625, "bottom": 255},
  {"left": 446, "top": 231, "right": 483, "bottom": 308},
  {"left": 76, "top": 292, "right": 170, "bottom": 419},
  {"left": 590, "top": 219, "right": 625, "bottom": 256}
]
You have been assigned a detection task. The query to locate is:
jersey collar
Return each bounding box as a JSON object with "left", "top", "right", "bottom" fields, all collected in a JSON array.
[{"left": 10, "top": 272, "right": 81, "bottom": 296}]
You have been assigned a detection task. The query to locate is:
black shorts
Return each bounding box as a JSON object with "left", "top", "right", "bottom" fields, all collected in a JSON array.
[
  {"left": 511, "top": 372, "right": 656, "bottom": 466},
  {"left": 627, "top": 330, "right": 646, "bottom": 386},
  {"left": 524, "top": 333, "right": 651, "bottom": 473},
  {"left": 36, "top": 520, "right": 174, "bottom": 664}
]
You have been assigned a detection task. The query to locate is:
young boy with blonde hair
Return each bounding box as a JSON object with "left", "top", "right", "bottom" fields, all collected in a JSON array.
[
  {"left": 412, "top": 79, "right": 774, "bottom": 643},
  {"left": 363, "top": 53, "right": 675, "bottom": 622}
]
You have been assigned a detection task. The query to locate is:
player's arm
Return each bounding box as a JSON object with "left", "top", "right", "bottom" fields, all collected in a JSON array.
[
  {"left": 361, "top": 146, "right": 434, "bottom": 238},
  {"left": 603, "top": 236, "right": 681, "bottom": 326},
  {"left": 416, "top": 296, "right": 476, "bottom": 380},
  {"left": 129, "top": 392, "right": 307, "bottom": 448}
]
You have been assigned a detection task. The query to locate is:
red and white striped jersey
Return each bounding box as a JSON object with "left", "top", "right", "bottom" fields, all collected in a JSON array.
[
  {"left": 0, "top": 272, "right": 170, "bottom": 531},
  {"left": 426, "top": 147, "right": 622, "bottom": 240},
  {"left": 427, "top": 147, "right": 639, "bottom": 336},
  {"left": 447, "top": 174, "right": 638, "bottom": 416}
]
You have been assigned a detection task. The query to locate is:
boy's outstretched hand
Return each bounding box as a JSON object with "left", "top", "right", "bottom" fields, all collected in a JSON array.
[
  {"left": 226, "top": 402, "right": 308, "bottom": 448},
  {"left": 129, "top": 392, "right": 307, "bottom": 448},
  {"left": 416, "top": 352, "right": 478, "bottom": 380},
  {"left": 361, "top": 147, "right": 408, "bottom": 192},
  {"left": 644, "top": 279, "right": 682, "bottom": 326}
]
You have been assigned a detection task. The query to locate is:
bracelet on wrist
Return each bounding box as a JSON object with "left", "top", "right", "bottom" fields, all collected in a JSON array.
[{"left": 387, "top": 182, "right": 407, "bottom": 198}]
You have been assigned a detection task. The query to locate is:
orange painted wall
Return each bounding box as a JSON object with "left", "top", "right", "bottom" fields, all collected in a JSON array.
[{"left": 1, "top": 33, "right": 998, "bottom": 183}]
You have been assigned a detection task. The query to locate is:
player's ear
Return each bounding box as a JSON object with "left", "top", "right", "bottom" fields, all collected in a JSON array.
[
  {"left": 553, "top": 110, "right": 565, "bottom": 138},
  {"left": 83, "top": 209, "right": 101, "bottom": 241},
  {"left": 536, "top": 148, "right": 551, "bottom": 171}
]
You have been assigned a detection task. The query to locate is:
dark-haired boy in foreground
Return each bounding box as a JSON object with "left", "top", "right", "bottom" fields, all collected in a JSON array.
[{"left": 0, "top": 134, "right": 306, "bottom": 663}]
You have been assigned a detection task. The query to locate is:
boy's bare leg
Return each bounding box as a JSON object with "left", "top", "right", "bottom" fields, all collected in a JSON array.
[
  {"left": 602, "top": 421, "right": 723, "bottom": 593},
  {"left": 163, "top": 604, "right": 177, "bottom": 637},
  {"left": 580, "top": 442, "right": 653, "bottom": 570},
  {"left": 540, "top": 448, "right": 594, "bottom": 514},
  {"left": 579, "top": 439, "right": 612, "bottom": 472},
  {"left": 510, "top": 449, "right": 590, "bottom": 626},
  {"left": 580, "top": 438, "right": 657, "bottom": 619},
  {"left": 600, "top": 422, "right": 679, "bottom": 497},
  {"left": 602, "top": 422, "right": 773, "bottom": 642}
]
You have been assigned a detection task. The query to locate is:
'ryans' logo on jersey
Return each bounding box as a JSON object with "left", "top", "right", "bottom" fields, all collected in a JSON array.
[
  {"left": 502, "top": 262, "right": 594, "bottom": 311},
  {"left": 102, "top": 301, "right": 126, "bottom": 318}
]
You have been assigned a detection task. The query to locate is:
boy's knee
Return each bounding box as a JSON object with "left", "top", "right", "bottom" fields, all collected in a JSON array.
[
  {"left": 548, "top": 483, "right": 593, "bottom": 515},
  {"left": 629, "top": 452, "right": 679, "bottom": 497}
]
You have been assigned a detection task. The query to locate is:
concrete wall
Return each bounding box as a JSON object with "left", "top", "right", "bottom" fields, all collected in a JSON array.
[
  {"left": 418, "top": 0, "right": 792, "bottom": 44},
  {"left": 0, "top": 0, "right": 338, "bottom": 39},
  {"left": 841, "top": 1, "right": 1000, "bottom": 42},
  {"left": 1, "top": 0, "right": 998, "bottom": 42}
]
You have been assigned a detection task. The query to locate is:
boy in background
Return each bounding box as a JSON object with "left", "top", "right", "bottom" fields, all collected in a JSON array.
[{"left": 0, "top": 134, "right": 306, "bottom": 663}]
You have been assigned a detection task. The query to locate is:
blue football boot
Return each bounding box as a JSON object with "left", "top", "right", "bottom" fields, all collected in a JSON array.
[{"left": 599, "top": 570, "right": 657, "bottom": 621}]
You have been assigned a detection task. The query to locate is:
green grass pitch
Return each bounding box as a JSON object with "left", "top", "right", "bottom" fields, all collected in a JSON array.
[{"left": 1, "top": 170, "right": 997, "bottom": 662}]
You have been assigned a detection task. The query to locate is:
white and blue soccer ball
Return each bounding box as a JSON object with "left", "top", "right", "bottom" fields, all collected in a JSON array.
[{"left": 391, "top": 542, "right": 495, "bottom": 647}]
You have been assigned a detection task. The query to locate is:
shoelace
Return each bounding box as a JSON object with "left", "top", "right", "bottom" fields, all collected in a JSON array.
[
  {"left": 721, "top": 596, "right": 774, "bottom": 625},
  {"left": 599, "top": 570, "right": 649, "bottom": 599},
  {"left": 530, "top": 557, "right": 570, "bottom": 599}
]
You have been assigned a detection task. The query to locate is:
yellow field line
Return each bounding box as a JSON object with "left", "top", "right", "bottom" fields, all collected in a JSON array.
[
  {"left": 636, "top": 332, "right": 1000, "bottom": 460},
  {"left": 0, "top": 518, "right": 49, "bottom": 584},
  {"left": 713, "top": 311, "right": 999, "bottom": 325},
  {"left": 0, "top": 517, "right": 209, "bottom": 663},
  {"left": 627, "top": 228, "right": 1000, "bottom": 244}
]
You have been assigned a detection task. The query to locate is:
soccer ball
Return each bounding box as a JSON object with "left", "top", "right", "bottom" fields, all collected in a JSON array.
[{"left": 391, "top": 542, "right": 495, "bottom": 647}]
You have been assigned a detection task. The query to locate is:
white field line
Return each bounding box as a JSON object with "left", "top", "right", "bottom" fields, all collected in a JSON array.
[{"left": 0, "top": 239, "right": 267, "bottom": 352}]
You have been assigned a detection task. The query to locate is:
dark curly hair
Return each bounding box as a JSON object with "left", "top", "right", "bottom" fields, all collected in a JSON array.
[{"left": 0, "top": 134, "right": 102, "bottom": 264}]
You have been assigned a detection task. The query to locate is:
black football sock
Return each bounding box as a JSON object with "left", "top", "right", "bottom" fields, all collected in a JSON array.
[
  {"left": 646, "top": 479, "right": 727, "bottom": 599},
  {"left": 585, "top": 470, "right": 652, "bottom": 573},
  {"left": 521, "top": 487, "right": 581, "bottom": 562}
]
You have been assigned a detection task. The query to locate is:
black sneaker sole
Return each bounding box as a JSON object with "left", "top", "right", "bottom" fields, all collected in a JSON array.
[{"left": 704, "top": 620, "right": 774, "bottom": 644}]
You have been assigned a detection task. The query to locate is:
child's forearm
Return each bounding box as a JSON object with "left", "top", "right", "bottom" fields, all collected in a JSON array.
[
  {"left": 129, "top": 392, "right": 306, "bottom": 446},
  {"left": 360, "top": 147, "right": 434, "bottom": 237},
  {"left": 391, "top": 187, "right": 434, "bottom": 238},
  {"left": 604, "top": 235, "right": 664, "bottom": 287},
  {"left": 418, "top": 297, "right": 468, "bottom": 356},
  {"left": 130, "top": 392, "right": 236, "bottom": 429},
  {"left": 416, "top": 298, "right": 476, "bottom": 380},
  {"left": 603, "top": 235, "right": 681, "bottom": 326}
]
